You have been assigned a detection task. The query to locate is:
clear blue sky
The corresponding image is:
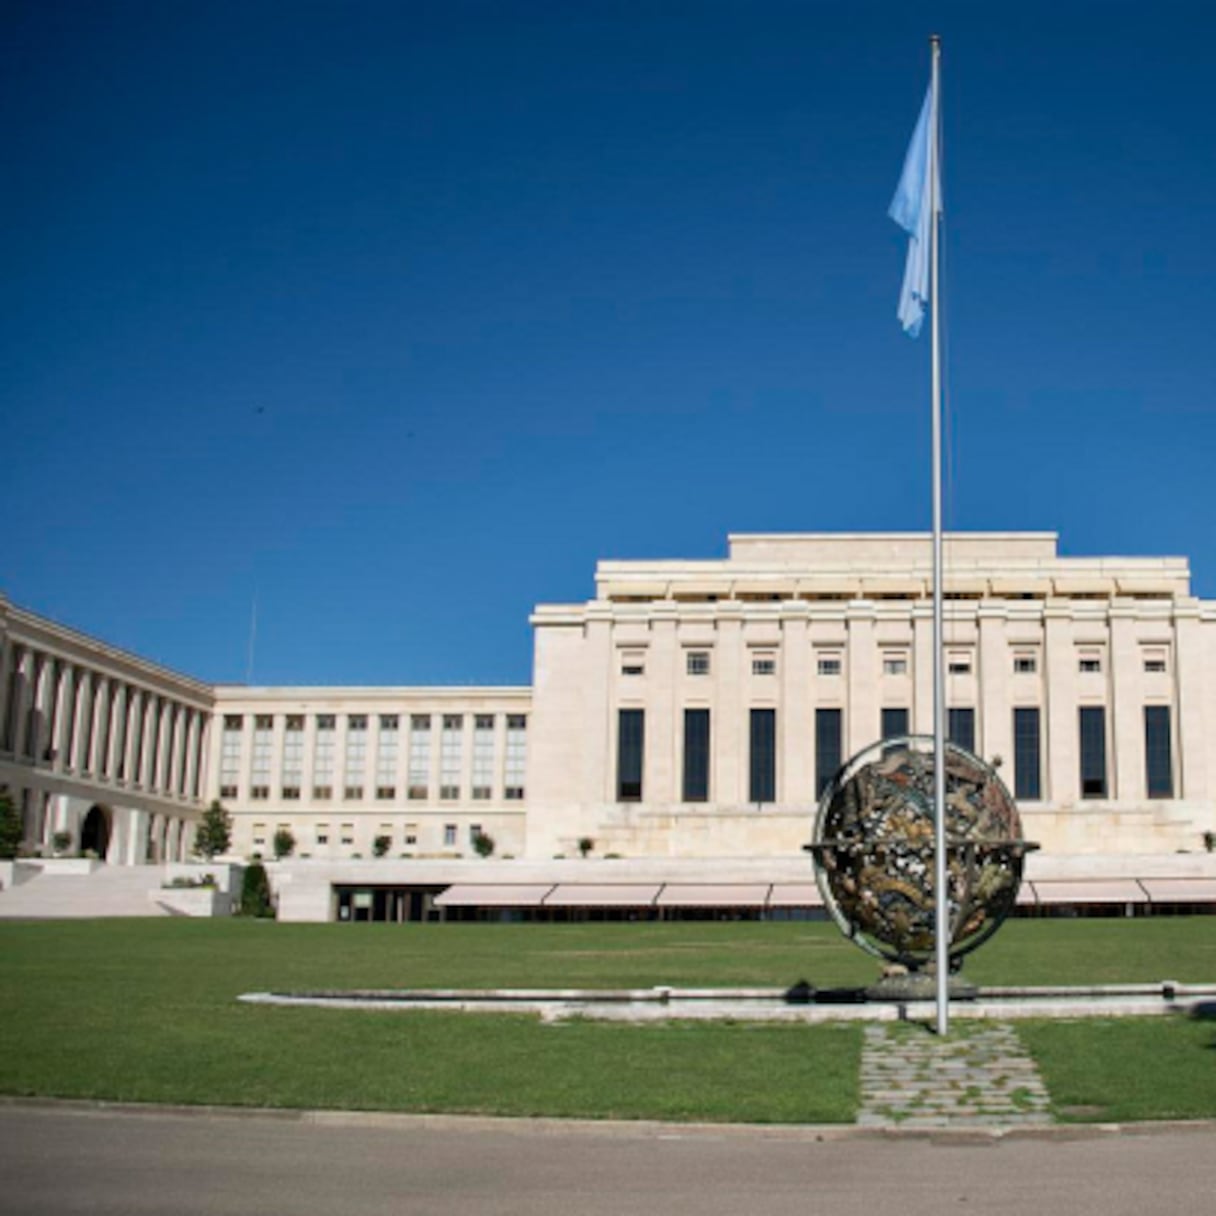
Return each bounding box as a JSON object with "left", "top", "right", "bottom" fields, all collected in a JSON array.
[{"left": 4, "top": 1, "right": 1214, "bottom": 687}]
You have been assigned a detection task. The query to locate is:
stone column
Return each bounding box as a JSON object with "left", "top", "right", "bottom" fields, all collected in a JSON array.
[
  {"left": 846, "top": 603, "right": 878, "bottom": 757},
  {"left": 714, "top": 609, "right": 745, "bottom": 804},
  {"left": 70, "top": 669, "right": 92, "bottom": 771},
  {"left": 1109, "top": 604, "right": 1142, "bottom": 804},
  {"left": 647, "top": 610, "right": 678, "bottom": 806},
  {"left": 1043, "top": 601, "right": 1076, "bottom": 804},
  {"left": 107, "top": 683, "right": 128, "bottom": 782},
  {"left": 0, "top": 638, "right": 15, "bottom": 752},
  {"left": 978, "top": 604, "right": 1011, "bottom": 769},
  {"left": 781, "top": 612, "right": 812, "bottom": 803},
  {"left": 28, "top": 652, "right": 53, "bottom": 763},
  {"left": 1174, "top": 602, "right": 1207, "bottom": 801},
  {"left": 50, "top": 662, "right": 72, "bottom": 771},
  {"left": 11, "top": 648, "right": 36, "bottom": 757},
  {"left": 88, "top": 675, "right": 110, "bottom": 776},
  {"left": 122, "top": 689, "right": 142, "bottom": 786},
  {"left": 168, "top": 703, "right": 186, "bottom": 798}
]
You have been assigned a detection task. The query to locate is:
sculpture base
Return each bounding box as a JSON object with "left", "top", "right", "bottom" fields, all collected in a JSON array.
[{"left": 866, "top": 970, "right": 978, "bottom": 1003}]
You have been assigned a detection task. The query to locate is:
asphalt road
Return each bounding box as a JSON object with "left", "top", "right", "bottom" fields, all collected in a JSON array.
[{"left": 1, "top": 1103, "right": 1213, "bottom": 1216}]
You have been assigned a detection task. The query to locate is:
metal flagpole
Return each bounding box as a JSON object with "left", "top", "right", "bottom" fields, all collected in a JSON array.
[{"left": 929, "top": 34, "right": 949, "bottom": 1035}]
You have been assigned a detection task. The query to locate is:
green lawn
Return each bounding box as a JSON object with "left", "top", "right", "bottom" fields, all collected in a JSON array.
[{"left": 0, "top": 918, "right": 1212, "bottom": 1123}]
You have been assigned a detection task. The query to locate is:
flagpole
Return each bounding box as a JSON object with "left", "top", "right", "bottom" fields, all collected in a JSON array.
[{"left": 929, "top": 34, "right": 949, "bottom": 1036}]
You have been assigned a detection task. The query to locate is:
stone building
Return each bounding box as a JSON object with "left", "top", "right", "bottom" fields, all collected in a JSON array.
[{"left": 2, "top": 532, "right": 1214, "bottom": 878}]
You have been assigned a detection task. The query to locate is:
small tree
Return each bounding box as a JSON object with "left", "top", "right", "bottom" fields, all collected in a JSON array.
[
  {"left": 193, "top": 800, "right": 233, "bottom": 860},
  {"left": 272, "top": 828, "right": 296, "bottom": 860},
  {"left": 577, "top": 835, "right": 594, "bottom": 858},
  {"left": 372, "top": 834, "right": 391, "bottom": 858},
  {"left": 0, "top": 792, "right": 23, "bottom": 860},
  {"left": 472, "top": 830, "right": 495, "bottom": 858},
  {"left": 239, "top": 861, "right": 274, "bottom": 917}
]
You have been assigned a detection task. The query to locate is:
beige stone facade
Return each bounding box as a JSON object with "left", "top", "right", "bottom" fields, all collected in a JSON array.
[{"left": 3, "top": 531, "right": 1215, "bottom": 870}]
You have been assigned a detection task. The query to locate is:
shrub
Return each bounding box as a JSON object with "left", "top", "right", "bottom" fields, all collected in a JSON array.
[
  {"left": 239, "top": 862, "right": 273, "bottom": 918},
  {"left": 272, "top": 828, "right": 296, "bottom": 860},
  {"left": 193, "top": 800, "right": 232, "bottom": 860},
  {"left": 0, "top": 792, "right": 23, "bottom": 860},
  {"left": 472, "top": 831, "right": 495, "bottom": 858},
  {"left": 372, "top": 835, "right": 391, "bottom": 858},
  {"left": 577, "top": 836, "right": 595, "bottom": 858},
  {"left": 52, "top": 830, "right": 73, "bottom": 856}
]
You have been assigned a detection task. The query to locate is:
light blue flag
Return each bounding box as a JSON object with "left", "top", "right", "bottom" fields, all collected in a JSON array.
[{"left": 889, "top": 84, "right": 938, "bottom": 337}]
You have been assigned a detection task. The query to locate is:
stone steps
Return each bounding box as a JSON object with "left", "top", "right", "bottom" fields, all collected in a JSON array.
[{"left": 0, "top": 865, "right": 172, "bottom": 918}]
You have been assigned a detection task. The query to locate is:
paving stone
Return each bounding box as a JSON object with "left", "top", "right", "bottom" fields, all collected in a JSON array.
[{"left": 856, "top": 1021, "right": 1054, "bottom": 1130}]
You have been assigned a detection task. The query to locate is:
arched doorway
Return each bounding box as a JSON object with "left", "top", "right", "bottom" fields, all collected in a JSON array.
[{"left": 80, "top": 805, "right": 111, "bottom": 860}]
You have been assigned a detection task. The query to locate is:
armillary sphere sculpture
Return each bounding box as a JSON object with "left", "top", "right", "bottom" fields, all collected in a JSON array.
[{"left": 806, "top": 736, "right": 1037, "bottom": 996}]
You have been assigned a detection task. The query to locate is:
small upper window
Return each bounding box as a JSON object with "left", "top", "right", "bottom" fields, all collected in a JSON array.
[
  {"left": 1079, "top": 655, "right": 1102, "bottom": 674},
  {"left": 817, "top": 655, "right": 842, "bottom": 676},
  {"left": 686, "top": 651, "right": 711, "bottom": 676},
  {"left": 1013, "top": 655, "right": 1038, "bottom": 675},
  {"left": 621, "top": 650, "right": 645, "bottom": 676},
  {"left": 882, "top": 655, "right": 908, "bottom": 676},
  {"left": 752, "top": 654, "right": 776, "bottom": 676},
  {"left": 1143, "top": 649, "right": 1168, "bottom": 674},
  {"left": 947, "top": 653, "right": 972, "bottom": 676}
]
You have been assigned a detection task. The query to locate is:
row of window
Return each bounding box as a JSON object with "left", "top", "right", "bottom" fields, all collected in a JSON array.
[
  {"left": 616, "top": 705, "right": 1174, "bottom": 804},
  {"left": 223, "top": 712, "right": 527, "bottom": 731},
  {"left": 251, "top": 821, "right": 486, "bottom": 850},
  {"left": 223, "top": 783, "right": 526, "bottom": 803},
  {"left": 621, "top": 649, "right": 1172, "bottom": 679}
]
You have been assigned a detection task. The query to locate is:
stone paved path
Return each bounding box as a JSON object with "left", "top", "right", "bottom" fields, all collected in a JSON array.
[{"left": 857, "top": 1021, "right": 1054, "bottom": 1129}]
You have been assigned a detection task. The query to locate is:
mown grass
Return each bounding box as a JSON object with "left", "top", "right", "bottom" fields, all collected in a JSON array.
[
  {"left": 1018, "top": 1017, "right": 1216, "bottom": 1123},
  {"left": 0, "top": 917, "right": 1212, "bottom": 1123}
]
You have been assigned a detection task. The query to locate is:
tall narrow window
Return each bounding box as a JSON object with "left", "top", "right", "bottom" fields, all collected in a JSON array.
[
  {"left": 1013, "top": 707, "right": 1041, "bottom": 801},
  {"left": 375, "top": 713, "right": 399, "bottom": 800},
  {"left": 617, "top": 709, "right": 644, "bottom": 801},
  {"left": 471, "top": 714, "right": 494, "bottom": 799},
  {"left": 503, "top": 713, "right": 527, "bottom": 800},
  {"left": 281, "top": 714, "right": 304, "bottom": 798},
  {"left": 1079, "top": 706, "right": 1107, "bottom": 798},
  {"left": 344, "top": 714, "right": 367, "bottom": 800},
  {"left": 948, "top": 707, "right": 975, "bottom": 753},
  {"left": 219, "top": 715, "right": 243, "bottom": 800},
  {"left": 312, "top": 714, "right": 335, "bottom": 799},
  {"left": 749, "top": 709, "right": 776, "bottom": 803},
  {"left": 440, "top": 714, "right": 463, "bottom": 800},
  {"left": 881, "top": 707, "right": 909, "bottom": 741},
  {"left": 408, "top": 714, "right": 431, "bottom": 799},
  {"left": 683, "top": 709, "right": 710, "bottom": 802},
  {"left": 1144, "top": 706, "right": 1174, "bottom": 799},
  {"left": 815, "top": 708, "right": 842, "bottom": 799}
]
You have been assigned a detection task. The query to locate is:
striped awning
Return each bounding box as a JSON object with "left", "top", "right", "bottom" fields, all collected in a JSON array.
[
  {"left": 1029, "top": 879, "right": 1146, "bottom": 904},
  {"left": 655, "top": 883, "right": 771, "bottom": 908},
  {"left": 433, "top": 884, "right": 554, "bottom": 908},
  {"left": 543, "top": 884, "right": 662, "bottom": 908}
]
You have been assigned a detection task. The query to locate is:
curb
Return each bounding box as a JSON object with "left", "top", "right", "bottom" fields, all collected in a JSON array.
[{"left": 3, "top": 1095, "right": 1215, "bottom": 1143}]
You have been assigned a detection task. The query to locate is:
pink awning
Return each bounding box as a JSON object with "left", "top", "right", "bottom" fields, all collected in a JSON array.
[
  {"left": 433, "top": 884, "right": 554, "bottom": 908},
  {"left": 542, "top": 884, "right": 661, "bottom": 907},
  {"left": 767, "top": 883, "right": 825, "bottom": 908},
  {"left": 1030, "top": 880, "right": 1146, "bottom": 904},
  {"left": 656, "top": 884, "right": 771, "bottom": 908}
]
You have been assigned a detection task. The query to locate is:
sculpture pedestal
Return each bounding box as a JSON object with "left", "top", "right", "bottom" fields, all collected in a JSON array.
[{"left": 865, "top": 970, "right": 978, "bottom": 1002}]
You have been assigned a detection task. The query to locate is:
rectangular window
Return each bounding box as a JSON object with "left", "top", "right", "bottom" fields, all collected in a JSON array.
[
  {"left": 1079, "top": 657, "right": 1102, "bottom": 674},
  {"left": 220, "top": 716, "right": 243, "bottom": 792},
  {"left": 251, "top": 716, "right": 273, "bottom": 787},
  {"left": 344, "top": 785, "right": 363, "bottom": 801},
  {"left": 312, "top": 785, "right": 332, "bottom": 801},
  {"left": 404, "top": 824, "right": 417, "bottom": 846},
  {"left": 947, "top": 653, "right": 972, "bottom": 676},
  {"left": 751, "top": 654, "right": 776, "bottom": 677},
  {"left": 472, "top": 714, "right": 495, "bottom": 799},
  {"left": 617, "top": 709, "right": 644, "bottom": 801},
  {"left": 882, "top": 654, "right": 908, "bottom": 676},
  {"left": 281, "top": 716, "right": 304, "bottom": 791},
  {"left": 1013, "top": 654, "right": 1038, "bottom": 675},
  {"left": 407, "top": 715, "right": 431, "bottom": 800},
  {"left": 1013, "top": 707, "right": 1042, "bottom": 801},
  {"left": 316, "top": 824, "right": 329, "bottom": 845},
  {"left": 312, "top": 715, "right": 335, "bottom": 793},
  {"left": 375, "top": 786, "right": 395, "bottom": 800},
  {"left": 817, "top": 654, "right": 842, "bottom": 677},
  {"left": 344, "top": 715, "right": 368, "bottom": 792},
  {"left": 881, "top": 707, "right": 909, "bottom": 741},
  {"left": 504, "top": 714, "right": 527, "bottom": 800},
  {"left": 749, "top": 709, "right": 776, "bottom": 803},
  {"left": 948, "top": 707, "right": 976, "bottom": 753},
  {"left": 376, "top": 715, "right": 399, "bottom": 795},
  {"left": 815, "top": 708, "right": 842, "bottom": 799},
  {"left": 1079, "top": 706, "right": 1107, "bottom": 798},
  {"left": 440, "top": 714, "right": 463, "bottom": 799},
  {"left": 620, "top": 650, "right": 645, "bottom": 676},
  {"left": 1144, "top": 706, "right": 1174, "bottom": 798},
  {"left": 340, "top": 823, "right": 354, "bottom": 845},
  {"left": 683, "top": 708, "right": 710, "bottom": 802},
  {"left": 443, "top": 823, "right": 457, "bottom": 847},
  {"left": 686, "top": 651, "right": 710, "bottom": 676},
  {"left": 250, "top": 785, "right": 269, "bottom": 801},
  {"left": 1143, "top": 648, "right": 1168, "bottom": 674},
  {"left": 219, "top": 784, "right": 237, "bottom": 799}
]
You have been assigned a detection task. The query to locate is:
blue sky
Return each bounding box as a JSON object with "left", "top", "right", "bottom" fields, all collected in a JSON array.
[{"left": 3, "top": 1, "right": 1214, "bottom": 686}]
